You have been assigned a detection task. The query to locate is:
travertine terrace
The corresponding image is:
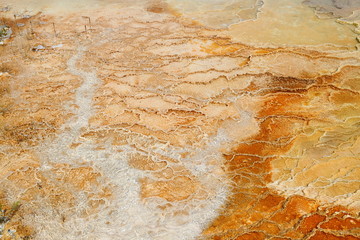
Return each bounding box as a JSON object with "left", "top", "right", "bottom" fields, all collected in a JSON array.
[{"left": 0, "top": 0, "right": 359, "bottom": 239}]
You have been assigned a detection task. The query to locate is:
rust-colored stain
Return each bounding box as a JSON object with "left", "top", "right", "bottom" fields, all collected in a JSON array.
[
  {"left": 0, "top": 3, "right": 359, "bottom": 239},
  {"left": 201, "top": 56, "right": 360, "bottom": 239}
]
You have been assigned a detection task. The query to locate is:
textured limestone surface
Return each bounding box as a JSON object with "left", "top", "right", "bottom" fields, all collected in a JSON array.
[{"left": 0, "top": 0, "right": 359, "bottom": 239}]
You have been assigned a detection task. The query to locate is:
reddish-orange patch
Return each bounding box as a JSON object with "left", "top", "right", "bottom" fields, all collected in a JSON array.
[
  {"left": 253, "top": 194, "right": 285, "bottom": 212},
  {"left": 251, "top": 221, "right": 281, "bottom": 235},
  {"left": 309, "top": 231, "right": 360, "bottom": 240},
  {"left": 298, "top": 214, "right": 327, "bottom": 234},
  {"left": 235, "top": 232, "right": 266, "bottom": 240},
  {"left": 202, "top": 65, "right": 360, "bottom": 239},
  {"left": 270, "top": 196, "right": 318, "bottom": 227},
  {"left": 320, "top": 218, "right": 360, "bottom": 231}
]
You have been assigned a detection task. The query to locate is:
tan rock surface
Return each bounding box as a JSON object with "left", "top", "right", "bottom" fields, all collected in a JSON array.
[{"left": 0, "top": 0, "right": 359, "bottom": 239}]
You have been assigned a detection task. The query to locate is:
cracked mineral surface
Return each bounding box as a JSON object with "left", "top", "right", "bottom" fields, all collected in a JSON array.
[{"left": 0, "top": 0, "right": 359, "bottom": 239}]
